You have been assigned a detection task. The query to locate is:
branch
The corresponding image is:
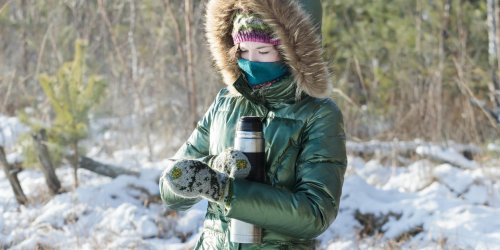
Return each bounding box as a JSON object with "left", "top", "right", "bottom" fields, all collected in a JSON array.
[
  {"left": 79, "top": 156, "right": 139, "bottom": 178},
  {"left": 0, "top": 146, "right": 28, "bottom": 205},
  {"left": 452, "top": 58, "right": 499, "bottom": 127}
]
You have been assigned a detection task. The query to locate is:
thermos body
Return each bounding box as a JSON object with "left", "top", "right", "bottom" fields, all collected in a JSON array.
[
  {"left": 230, "top": 117, "right": 265, "bottom": 244},
  {"left": 230, "top": 220, "right": 262, "bottom": 244},
  {"left": 234, "top": 131, "right": 265, "bottom": 183}
]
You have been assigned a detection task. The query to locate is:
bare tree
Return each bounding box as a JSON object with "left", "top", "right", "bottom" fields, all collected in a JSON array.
[
  {"left": 0, "top": 146, "right": 28, "bottom": 205},
  {"left": 487, "top": 0, "right": 500, "bottom": 122},
  {"left": 32, "top": 129, "right": 61, "bottom": 194},
  {"left": 185, "top": 0, "right": 198, "bottom": 128},
  {"left": 431, "top": 0, "right": 451, "bottom": 140},
  {"left": 163, "top": 0, "right": 198, "bottom": 129}
]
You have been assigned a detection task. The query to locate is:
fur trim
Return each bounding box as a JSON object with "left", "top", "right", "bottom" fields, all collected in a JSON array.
[{"left": 206, "top": 0, "right": 331, "bottom": 98}]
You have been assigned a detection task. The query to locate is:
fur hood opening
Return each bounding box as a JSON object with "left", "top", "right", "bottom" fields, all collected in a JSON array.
[{"left": 205, "top": 0, "right": 331, "bottom": 99}]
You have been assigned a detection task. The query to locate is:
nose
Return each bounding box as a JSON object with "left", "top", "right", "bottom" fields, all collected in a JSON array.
[{"left": 247, "top": 51, "right": 258, "bottom": 62}]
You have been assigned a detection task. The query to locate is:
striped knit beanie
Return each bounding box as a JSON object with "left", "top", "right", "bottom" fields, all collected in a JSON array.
[{"left": 232, "top": 12, "right": 281, "bottom": 45}]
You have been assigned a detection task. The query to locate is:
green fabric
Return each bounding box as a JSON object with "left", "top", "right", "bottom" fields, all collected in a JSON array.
[
  {"left": 160, "top": 75, "right": 347, "bottom": 249},
  {"left": 237, "top": 58, "right": 289, "bottom": 86},
  {"left": 234, "top": 74, "right": 297, "bottom": 109},
  {"left": 297, "top": 0, "right": 322, "bottom": 36}
]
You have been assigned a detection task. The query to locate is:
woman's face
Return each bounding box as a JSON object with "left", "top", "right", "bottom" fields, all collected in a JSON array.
[{"left": 239, "top": 41, "right": 281, "bottom": 62}]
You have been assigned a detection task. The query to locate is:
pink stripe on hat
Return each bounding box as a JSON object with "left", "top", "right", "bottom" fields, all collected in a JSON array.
[{"left": 232, "top": 31, "right": 281, "bottom": 45}]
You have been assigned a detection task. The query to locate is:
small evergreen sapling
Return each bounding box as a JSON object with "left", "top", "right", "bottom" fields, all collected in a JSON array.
[{"left": 20, "top": 40, "right": 106, "bottom": 188}]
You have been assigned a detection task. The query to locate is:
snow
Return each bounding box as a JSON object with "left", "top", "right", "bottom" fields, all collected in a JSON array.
[
  {"left": 1, "top": 115, "right": 500, "bottom": 249},
  {"left": 319, "top": 156, "right": 500, "bottom": 249},
  {"left": 0, "top": 116, "right": 28, "bottom": 148}
]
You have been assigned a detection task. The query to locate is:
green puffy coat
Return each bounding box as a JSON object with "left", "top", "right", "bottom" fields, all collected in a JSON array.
[{"left": 160, "top": 0, "right": 347, "bottom": 249}]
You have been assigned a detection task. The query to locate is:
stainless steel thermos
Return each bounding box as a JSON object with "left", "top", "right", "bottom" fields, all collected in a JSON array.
[{"left": 230, "top": 116, "right": 265, "bottom": 244}]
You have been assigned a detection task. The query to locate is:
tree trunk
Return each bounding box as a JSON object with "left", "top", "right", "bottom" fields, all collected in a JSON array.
[
  {"left": 72, "top": 141, "right": 79, "bottom": 188},
  {"left": 79, "top": 156, "right": 139, "bottom": 178},
  {"left": 185, "top": 0, "right": 198, "bottom": 129},
  {"left": 415, "top": 0, "right": 422, "bottom": 53},
  {"left": 32, "top": 129, "right": 61, "bottom": 194},
  {"left": 430, "top": 0, "right": 452, "bottom": 140},
  {"left": 488, "top": 0, "right": 500, "bottom": 111},
  {"left": 164, "top": 0, "right": 199, "bottom": 129},
  {"left": 20, "top": 0, "right": 29, "bottom": 78},
  {"left": 0, "top": 146, "right": 28, "bottom": 205},
  {"left": 184, "top": 0, "right": 198, "bottom": 128}
]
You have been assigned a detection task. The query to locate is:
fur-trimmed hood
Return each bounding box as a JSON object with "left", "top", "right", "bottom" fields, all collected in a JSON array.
[{"left": 205, "top": 0, "right": 331, "bottom": 98}]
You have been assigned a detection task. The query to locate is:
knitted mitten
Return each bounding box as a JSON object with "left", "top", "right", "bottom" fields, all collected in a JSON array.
[
  {"left": 163, "top": 159, "right": 230, "bottom": 203},
  {"left": 210, "top": 148, "right": 251, "bottom": 179}
]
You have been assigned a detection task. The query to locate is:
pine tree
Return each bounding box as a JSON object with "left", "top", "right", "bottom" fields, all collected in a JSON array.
[{"left": 27, "top": 39, "right": 105, "bottom": 188}]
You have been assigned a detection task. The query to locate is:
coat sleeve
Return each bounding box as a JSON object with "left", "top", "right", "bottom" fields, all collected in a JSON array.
[
  {"left": 159, "top": 89, "right": 224, "bottom": 211},
  {"left": 224, "top": 100, "right": 347, "bottom": 239}
]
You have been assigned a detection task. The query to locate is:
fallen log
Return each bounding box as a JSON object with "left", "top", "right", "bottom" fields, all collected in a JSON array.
[
  {"left": 79, "top": 156, "right": 139, "bottom": 178},
  {"left": 415, "top": 145, "right": 479, "bottom": 169}
]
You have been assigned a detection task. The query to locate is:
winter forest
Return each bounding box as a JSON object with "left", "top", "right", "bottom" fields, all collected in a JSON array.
[{"left": 0, "top": 0, "right": 499, "bottom": 249}]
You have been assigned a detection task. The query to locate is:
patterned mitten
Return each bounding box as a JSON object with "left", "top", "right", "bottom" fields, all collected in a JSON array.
[
  {"left": 163, "top": 159, "right": 229, "bottom": 203},
  {"left": 210, "top": 148, "right": 252, "bottom": 179}
]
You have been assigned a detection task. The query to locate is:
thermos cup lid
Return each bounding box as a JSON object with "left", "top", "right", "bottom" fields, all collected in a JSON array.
[{"left": 237, "top": 116, "right": 263, "bottom": 132}]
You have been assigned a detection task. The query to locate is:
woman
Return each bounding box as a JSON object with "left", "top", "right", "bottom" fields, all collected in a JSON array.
[{"left": 159, "top": 0, "right": 347, "bottom": 249}]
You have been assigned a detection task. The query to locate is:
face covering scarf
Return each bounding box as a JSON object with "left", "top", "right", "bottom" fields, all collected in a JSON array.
[{"left": 237, "top": 58, "right": 289, "bottom": 87}]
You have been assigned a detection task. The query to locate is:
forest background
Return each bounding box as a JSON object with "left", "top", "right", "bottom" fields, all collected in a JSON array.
[
  {"left": 1, "top": 0, "right": 499, "bottom": 163},
  {"left": 1, "top": 0, "right": 500, "bottom": 249}
]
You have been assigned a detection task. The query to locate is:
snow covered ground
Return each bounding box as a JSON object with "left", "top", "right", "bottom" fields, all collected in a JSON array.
[{"left": 1, "top": 115, "right": 500, "bottom": 250}]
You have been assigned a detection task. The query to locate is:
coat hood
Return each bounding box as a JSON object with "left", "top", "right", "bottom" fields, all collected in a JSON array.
[{"left": 206, "top": 0, "right": 331, "bottom": 98}]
